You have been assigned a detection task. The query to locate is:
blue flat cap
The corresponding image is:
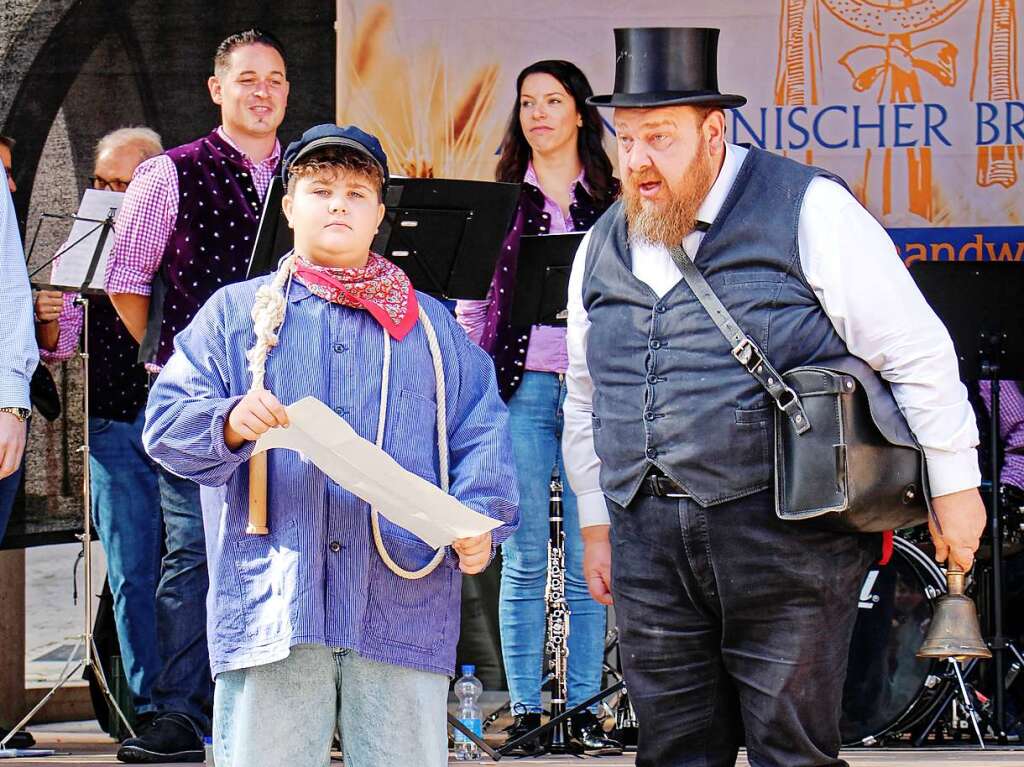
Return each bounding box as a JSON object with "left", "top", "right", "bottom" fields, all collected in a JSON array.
[{"left": 281, "top": 123, "right": 389, "bottom": 187}]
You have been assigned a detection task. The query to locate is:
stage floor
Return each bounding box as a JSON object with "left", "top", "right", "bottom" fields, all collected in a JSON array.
[{"left": 4, "top": 724, "right": 1024, "bottom": 767}]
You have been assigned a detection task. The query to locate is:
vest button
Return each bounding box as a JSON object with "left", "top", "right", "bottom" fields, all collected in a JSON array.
[
  {"left": 646, "top": 448, "right": 657, "bottom": 459},
  {"left": 647, "top": 374, "right": 659, "bottom": 384},
  {"left": 655, "top": 303, "right": 667, "bottom": 314},
  {"left": 333, "top": 343, "right": 346, "bottom": 353},
  {"left": 329, "top": 541, "right": 341, "bottom": 553},
  {"left": 649, "top": 339, "right": 662, "bottom": 350},
  {"left": 644, "top": 411, "right": 656, "bottom": 421}
]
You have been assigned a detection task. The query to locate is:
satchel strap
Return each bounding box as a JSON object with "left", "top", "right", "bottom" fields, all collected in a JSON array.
[{"left": 667, "top": 245, "right": 811, "bottom": 435}]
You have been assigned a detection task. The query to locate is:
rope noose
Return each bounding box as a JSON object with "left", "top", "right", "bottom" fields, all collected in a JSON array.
[
  {"left": 244, "top": 253, "right": 448, "bottom": 579},
  {"left": 245, "top": 252, "right": 297, "bottom": 534},
  {"left": 369, "top": 305, "right": 447, "bottom": 579}
]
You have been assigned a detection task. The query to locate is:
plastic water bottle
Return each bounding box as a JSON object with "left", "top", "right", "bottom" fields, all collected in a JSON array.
[
  {"left": 453, "top": 664, "right": 483, "bottom": 760},
  {"left": 204, "top": 735, "right": 215, "bottom": 766}
]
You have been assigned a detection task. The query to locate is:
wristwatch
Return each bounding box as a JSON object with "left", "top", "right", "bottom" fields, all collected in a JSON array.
[{"left": 0, "top": 407, "right": 30, "bottom": 422}]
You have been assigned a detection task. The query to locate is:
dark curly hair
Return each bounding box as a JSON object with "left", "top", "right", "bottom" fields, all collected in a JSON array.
[{"left": 494, "top": 60, "right": 615, "bottom": 204}]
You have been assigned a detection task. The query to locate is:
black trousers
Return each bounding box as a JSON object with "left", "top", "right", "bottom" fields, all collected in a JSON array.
[{"left": 608, "top": 490, "right": 878, "bottom": 767}]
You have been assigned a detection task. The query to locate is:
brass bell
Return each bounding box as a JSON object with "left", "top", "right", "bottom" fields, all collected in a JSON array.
[{"left": 917, "top": 569, "right": 992, "bottom": 661}]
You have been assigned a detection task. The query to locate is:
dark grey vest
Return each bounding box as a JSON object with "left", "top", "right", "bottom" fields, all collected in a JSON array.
[{"left": 582, "top": 147, "right": 850, "bottom": 507}]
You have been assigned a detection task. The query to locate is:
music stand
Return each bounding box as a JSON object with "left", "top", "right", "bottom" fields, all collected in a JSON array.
[
  {"left": 511, "top": 233, "right": 584, "bottom": 327},
  {"left": 247, "top": 177, "right": 520, "bottom": 302},
  {"left": 912, "top": 261, "right": 1024, "bottom": 743},
  {"left": 246, "top": 177, "right": 292, "bottom": 278},
  {"left": 1, "top": 210, "right": 136, "bottom": 756},
  {"left": 372, "top": 178, "right": 519, "bottom": 299}
]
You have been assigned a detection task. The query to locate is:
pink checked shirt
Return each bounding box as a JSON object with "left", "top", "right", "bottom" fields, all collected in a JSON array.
[
  {"left": 39, "top": 290, "right": 81, "bottom": 363},
  {"left": 456, "top": 162, "right": 585, "bottom": 374},
  {"left": 104, "top": 127, "right": 280, "bottom": 296}
]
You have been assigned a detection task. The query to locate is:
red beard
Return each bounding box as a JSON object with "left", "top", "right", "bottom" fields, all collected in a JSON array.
[{"left": 623, "top": 146, "right": 716, "bottom": 248}]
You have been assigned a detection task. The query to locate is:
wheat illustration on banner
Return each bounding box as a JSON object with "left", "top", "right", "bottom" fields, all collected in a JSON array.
[{"left": 339, "top": 3, "right": 505, "bottom": 181}]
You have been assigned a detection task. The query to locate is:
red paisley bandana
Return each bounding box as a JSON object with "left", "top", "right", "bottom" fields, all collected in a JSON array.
[{"left": 293, "top": 253, "right": 419, "bottom": 341}]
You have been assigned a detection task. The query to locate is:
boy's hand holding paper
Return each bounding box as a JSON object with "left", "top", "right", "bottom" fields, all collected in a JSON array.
[
  {"left": 251, "top": 396, "right": 501, "bottom": 551},
  {"left": 452, "top": 532, "right": 493, "bottom": 574},
  {"left": 225, "top": 389, "right": 291, "bottom": 449}
]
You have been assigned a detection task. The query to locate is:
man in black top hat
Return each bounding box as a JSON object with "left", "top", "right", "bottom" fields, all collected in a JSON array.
[{"left": 562, "top": 27, "right": 987, "bottom": 766}]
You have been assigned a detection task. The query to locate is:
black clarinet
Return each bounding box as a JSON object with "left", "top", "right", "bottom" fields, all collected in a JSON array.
[{"left": 545, "top": 471, "right": 572, "bottom": 752}]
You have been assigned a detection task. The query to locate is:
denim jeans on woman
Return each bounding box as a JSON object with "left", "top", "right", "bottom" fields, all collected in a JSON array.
[{"left": 500, "top": 371, "right": 606, "bottom": 713}]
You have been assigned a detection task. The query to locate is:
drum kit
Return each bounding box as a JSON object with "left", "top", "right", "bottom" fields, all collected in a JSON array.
[{"left": 841, "top": 488, "right": 1024, "bottom": 747}]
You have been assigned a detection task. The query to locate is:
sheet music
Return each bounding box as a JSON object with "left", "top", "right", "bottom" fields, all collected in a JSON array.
[{"left": 47, "top": 189, "right": 124, "bottom": 290}]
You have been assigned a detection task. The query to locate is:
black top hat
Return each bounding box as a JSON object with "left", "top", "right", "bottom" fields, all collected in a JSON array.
[{"left": 588, "top": 27, "right": 746, "bottom": 109}]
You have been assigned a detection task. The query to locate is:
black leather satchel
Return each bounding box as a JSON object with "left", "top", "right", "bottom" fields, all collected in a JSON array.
[{"left": 668, "top": 245, "right": 931, "bottom": 533}]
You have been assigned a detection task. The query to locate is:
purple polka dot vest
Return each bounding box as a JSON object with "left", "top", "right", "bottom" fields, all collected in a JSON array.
[
  {"left": 146, "top": 129, "right": 278, "bottom": 367},
  {"left": 481, "top": 180, "right": 617, "bottom": 401}
]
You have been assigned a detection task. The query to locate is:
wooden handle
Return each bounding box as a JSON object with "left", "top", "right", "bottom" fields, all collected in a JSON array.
[{"left": 247, "top": 451, "right": 269, "bottom": 535}]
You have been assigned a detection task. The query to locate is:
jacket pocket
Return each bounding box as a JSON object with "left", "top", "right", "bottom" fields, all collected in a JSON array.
[
  {"left": 233, "top": 518, "right": 301, "bottom": 641},
  {"left": 387, "top": 389, "right": 439, "bottom": 484},
  {"left": 723, "top": 271, "right": 783, "bottom": 285},
  {"left": 734, "top": 406, "right": 771, "bottom": 482},
  {"left": 367, "top": 534, "right": 452, "bottom": 652}
]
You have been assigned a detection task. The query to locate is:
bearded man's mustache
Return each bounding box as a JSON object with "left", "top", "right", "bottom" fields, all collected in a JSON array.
[{"left": 622, "top": 149, "right": 716, "bottom": 247}]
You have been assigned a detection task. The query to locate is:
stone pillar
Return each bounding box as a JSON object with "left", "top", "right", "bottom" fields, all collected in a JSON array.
[{"left": 0, "top": 550, "right": 26, "bottom": 725}]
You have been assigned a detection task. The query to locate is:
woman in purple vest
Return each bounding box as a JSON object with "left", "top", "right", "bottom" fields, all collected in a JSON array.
[{"left": 456, "top": 60, "right": 620, "bottom": 756}]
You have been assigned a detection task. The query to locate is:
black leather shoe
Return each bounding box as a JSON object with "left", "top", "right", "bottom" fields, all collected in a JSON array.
[
  {"left": 116, "top": 713, "right": 204, "bottom": 763},
  {"left": 502, "top": 712, "right": 548, "bottom": 757},
  {"left": 0, "top": 727, "right": 35, "bottom": 749},
  {"left": 568, "top": 710, "right": 623, "bottom": 755}
]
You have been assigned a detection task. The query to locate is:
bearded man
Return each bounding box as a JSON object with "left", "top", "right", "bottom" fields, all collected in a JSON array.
[{"left": 562, "top": 28, "right": 987, "bottom": 767}]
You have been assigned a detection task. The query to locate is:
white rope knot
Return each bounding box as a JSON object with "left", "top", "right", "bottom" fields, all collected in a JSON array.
[{"left": 246, "top": 253, "right": 297, "bottom": 392}]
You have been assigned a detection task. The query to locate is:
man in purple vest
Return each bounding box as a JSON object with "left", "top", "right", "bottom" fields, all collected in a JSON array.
[{"left": 105, "top": 29, "right": 287, "bottom": 763}]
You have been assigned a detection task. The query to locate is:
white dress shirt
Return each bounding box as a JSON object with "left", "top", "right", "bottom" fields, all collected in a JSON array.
[{"left": 563, "top": 143, "right": 981, "bottom": 528}]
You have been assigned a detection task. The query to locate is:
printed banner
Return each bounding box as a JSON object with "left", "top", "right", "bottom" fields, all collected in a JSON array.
[{"left": 337, "top": 0, "right": 1024, "bottom": 263}]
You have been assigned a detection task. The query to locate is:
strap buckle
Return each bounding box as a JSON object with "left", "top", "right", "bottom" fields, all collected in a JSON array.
[
  {"left": 731, "top": 338, "right": 763, "bottom": 372},
  {"left": 776, "top": 387, "right": 811, "bottom": 434}
]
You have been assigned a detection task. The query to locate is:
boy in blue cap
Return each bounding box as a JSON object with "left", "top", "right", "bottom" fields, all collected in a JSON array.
[{"left": 143, "top": 124, "right": 518, "bottom": 767}]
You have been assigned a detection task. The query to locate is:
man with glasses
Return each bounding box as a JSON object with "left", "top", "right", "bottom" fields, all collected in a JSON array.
[
  {"left": 35, "top": 127, "right": 165, "bottom": 740},
  {"left": 36, "top": 127, "right": 165, "bottom": 339}
]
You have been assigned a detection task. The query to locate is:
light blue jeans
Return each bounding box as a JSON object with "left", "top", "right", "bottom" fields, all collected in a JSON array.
[
  {"left": 213, "top": 645, "right": 449, "bottom": 767},
  {"left": 500, "top": 371, "right": 606, "bottom": 713}
]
